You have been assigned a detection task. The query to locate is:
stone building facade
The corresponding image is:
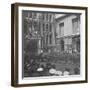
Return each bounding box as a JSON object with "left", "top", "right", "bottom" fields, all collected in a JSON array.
[
  {"left": 55, "top": 14, "right": 81, "bottom": 53},
  {"left": 23, "top": 11, "right": 81, "bottom": 55},
  {"left": 23, "top": 11, "right": 56, "bottom": 55}
]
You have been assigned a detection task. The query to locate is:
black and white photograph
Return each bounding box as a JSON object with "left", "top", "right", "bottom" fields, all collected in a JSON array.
[
  {"left": 22, "top": 11, "right": 81, "bottom": 78},
  {"left": 11, "top": 3, "right": 87, "bottom": 87}
]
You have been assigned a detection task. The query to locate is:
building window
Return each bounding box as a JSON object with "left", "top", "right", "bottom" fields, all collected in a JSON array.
[
  {"left": 38, "top": 22, "right": 41, "bottom": 34},
  {"left": 28, "top": 13, "right": 32, "bottom": 18},
  {"left": 42, "top": 14, "right": 44, "bottom": 20},
  {"left": 46, "top": 14, "right": 48, "bottom": 21},
  {"left": 33, "top": 13, "right": 37, "bottom": 19},
  {"left": 72, "top": 18, "right": 80, "bottom": 34},
  {"left": 38, "top": 14, "right": 40, "bottom": 19},
  {"left": 72, "top": 37, "right": 80, "bottom": 53},
  {"left": 49, "top": 24, "right": 52, "bottom": 32},
  {"left": 43, "top": 23, "right": 45, "bottom": 31},
  {"left": 49, "top": 34, "right": 52, "bottom": 44},
  {"left": 59, "top": 23, "right": 64, "bottom": 37},
  {"left": 46, "top": 35, "right": 48, "bottom": 44},
  {"left": 64, "top": 38, "right": 72, "bottom": 53},
  {"left": 46, "top": 24, "right": 48, "bottom": 30},
  {"left": 60, "top": 39, "right": 64, "bottom": 51},
  {"left": 49, "top": 15, "right": 52, "bottom": 22}
]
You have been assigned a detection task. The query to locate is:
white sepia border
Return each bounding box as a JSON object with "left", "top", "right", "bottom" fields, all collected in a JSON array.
[{"left": 18, "top": 6, "right": 86, "bottom": 84}]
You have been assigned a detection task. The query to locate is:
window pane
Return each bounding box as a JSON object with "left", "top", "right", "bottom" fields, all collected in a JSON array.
[
  {"left": 59, "top": 23, "right": 64, "bottom": 37},
  {"left": 50, "top": 24, "right": 52, "bottom": 32},
  {"left": 72, "top": 18, "right": 80, "bottom": 34}
]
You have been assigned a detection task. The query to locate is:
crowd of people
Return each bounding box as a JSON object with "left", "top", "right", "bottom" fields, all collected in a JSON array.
[{"left": 24, "top": 51, "right": 80, "bottom": 77}]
